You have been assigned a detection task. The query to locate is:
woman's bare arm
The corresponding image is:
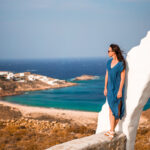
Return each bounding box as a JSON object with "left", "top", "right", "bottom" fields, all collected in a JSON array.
[
  {"left": 119, "top": 69, "right": 125, "bottom": 92},
  {"left": 104, "top": 70, "right": 108, "bottom": 89}
]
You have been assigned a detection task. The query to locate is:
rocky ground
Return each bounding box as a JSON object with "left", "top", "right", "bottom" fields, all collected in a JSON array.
[
  {"left": 0, "top": 104, "right": 95, "bottom": 150},
  {"left": 0, "top": 103, "right": 149, "bottom": 150},
  {"left": 135, "top": 109, "right": 150, "bottom": 150}
]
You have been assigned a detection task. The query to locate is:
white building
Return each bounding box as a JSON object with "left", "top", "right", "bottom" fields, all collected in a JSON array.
[
  {"left": 0, "top": 71, "right": 10, "bottom": 75},
  {"left": 6, "top": 72, "right": 14, "bottom": 80},
  {"left": 28, "top": 75, "right": 36, "bottom": 81}
]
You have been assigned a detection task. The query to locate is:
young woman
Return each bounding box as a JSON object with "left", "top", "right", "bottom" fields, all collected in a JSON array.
[{"left": 103, "top": 44, "right": 126, "bottom": 139}]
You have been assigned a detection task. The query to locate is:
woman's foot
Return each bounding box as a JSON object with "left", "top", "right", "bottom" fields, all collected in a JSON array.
[
  {"left": 108, "top": 130, "right": 116, "bottom": 140},
  {"left": 104, "top": 130, "right": 116, "bottom": 139},
  {"left": 104, "top": 130, "right": 111, "bottom": 136}
]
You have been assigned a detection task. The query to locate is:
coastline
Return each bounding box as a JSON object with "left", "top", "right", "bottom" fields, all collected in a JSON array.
[
  {"left": 0, "top": 100, "right": 149, "bottom": 126},
  {"left": 0, "top": 100, "right": 98, "bottom": 127},
  {"left": 0, "top": 71, "right": 78, "bottom": 97}
]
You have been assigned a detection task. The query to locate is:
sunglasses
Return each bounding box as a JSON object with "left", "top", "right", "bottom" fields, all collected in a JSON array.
[{"left": 108, "top": 50, "right": 113, "bottom": 53}]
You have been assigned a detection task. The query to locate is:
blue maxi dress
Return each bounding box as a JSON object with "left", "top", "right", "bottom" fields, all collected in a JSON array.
[{"left": 106, "top": 58, "right": 125, "bottom": 120}]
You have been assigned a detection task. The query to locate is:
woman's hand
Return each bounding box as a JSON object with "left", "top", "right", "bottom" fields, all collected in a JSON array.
[
  {"left": 104, "top": 88, "right": 107, "bottom": 96},
  {"left": 117, "top": 90, "right": 122, "bottom": 99}
]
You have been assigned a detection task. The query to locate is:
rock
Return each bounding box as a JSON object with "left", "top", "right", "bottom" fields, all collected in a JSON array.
[{"left": 73, "top": 74, "right": 98, "bottom": 81}]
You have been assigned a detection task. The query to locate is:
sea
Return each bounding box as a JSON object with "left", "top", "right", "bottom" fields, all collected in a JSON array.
[{"left": 0, "top": 57, "right": 150, "bottom": 112}]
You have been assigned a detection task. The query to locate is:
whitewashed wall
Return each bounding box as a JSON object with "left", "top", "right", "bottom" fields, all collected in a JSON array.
[{"left": 96, "top": 30, "right": 150, "bottom": 150}]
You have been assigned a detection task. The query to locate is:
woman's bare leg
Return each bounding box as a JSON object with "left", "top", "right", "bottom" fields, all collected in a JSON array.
[
  {"left": 109, "top": 107, "right": 112, "bottom": 128},
  {"left": 114, "top": 100, "right": 122, "bottom": 128},
  {"left": 115, "top": 119, "right": 119, "bottom": 128},
  {"left": 109, "top": 100, "right": 122, "bottom": 131},
  {"left": 109, "top": 107, "right": 115, "bottom": 131}
]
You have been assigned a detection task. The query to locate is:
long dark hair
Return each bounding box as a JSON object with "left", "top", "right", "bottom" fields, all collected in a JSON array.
[{"left": 110, "top": 44, "right": 126, "bottom": 70}]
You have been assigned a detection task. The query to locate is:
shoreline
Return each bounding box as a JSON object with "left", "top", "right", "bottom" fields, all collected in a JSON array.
[
  {"left": 0, "top": 100, "right": 98, "bottom": 127},
  {"left": 0, "top": 100, "right": 149, "bottom": 125},
  {"left": 0, "top": 100, "right": 149, "bottom": 128}
]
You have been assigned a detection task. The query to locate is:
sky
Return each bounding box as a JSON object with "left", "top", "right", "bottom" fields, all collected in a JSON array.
[{"left": 0, "top": 0, "right": 150, "bottom": 59}]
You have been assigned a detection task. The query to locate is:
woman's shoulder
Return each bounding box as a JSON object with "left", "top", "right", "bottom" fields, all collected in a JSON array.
[
  {"left": 106, "top": 58, "right": 112, "bottom": 69},
  {"left": 107, "top": 58, "right": 112, "bottom": 64},
  {"left": 118, "top": 61, "right": 124, "bottom": 72}
]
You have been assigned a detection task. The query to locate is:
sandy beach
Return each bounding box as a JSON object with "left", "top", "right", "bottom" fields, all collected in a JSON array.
[{"left": 0, "top": 100, "right": 98, "bottom": 127}]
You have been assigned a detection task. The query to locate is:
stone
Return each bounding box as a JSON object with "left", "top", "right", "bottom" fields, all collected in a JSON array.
[{"left": 46, "top": 131, "right": 126, "bottom": 150}]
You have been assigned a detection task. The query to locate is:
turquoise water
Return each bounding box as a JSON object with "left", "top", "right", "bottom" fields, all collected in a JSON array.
[
  {"left": 1, "top": 76, "right": 150, "bottom": 112},
  {"left": 1, "top": 77, "right": 105, "bottom": 112},
  {"left": 0, "top": 58, "right": 150, "bottom": 112}
]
